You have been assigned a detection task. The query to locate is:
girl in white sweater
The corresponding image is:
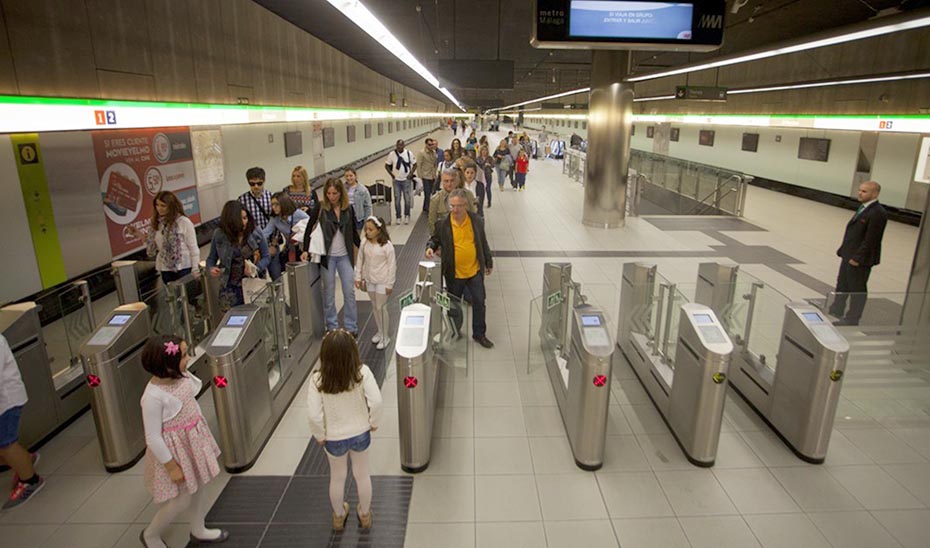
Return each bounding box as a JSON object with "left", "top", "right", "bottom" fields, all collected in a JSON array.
[
  {"left": 307, "top": 330, "right": 383, "bottom": 531},
  {"left": 354, "top": 216, "right": 397, "bottom": 350}
]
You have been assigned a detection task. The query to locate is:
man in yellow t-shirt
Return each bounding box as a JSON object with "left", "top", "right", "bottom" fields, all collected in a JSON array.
[{"left": 425, "top": 189, "right": 494, "bottom": 348}]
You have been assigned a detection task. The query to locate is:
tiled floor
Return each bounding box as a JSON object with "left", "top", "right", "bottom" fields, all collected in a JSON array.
[{"left": 2, "top": 126, "right": 928, "bottom": 548}]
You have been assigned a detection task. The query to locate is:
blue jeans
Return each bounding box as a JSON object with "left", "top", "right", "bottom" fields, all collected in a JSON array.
[
  {"left": 0, "top": 406, "right": 23, "bottom": 448},
  {"left": 323, "top": 254, "right": 358, "bottom": 332},
  {"left": 324, "top": 430, "right": 371, "bottom": 457},
  {"left": 421, "top": 178, "right": 434, "bottom": 212},
  {"left": 446, "top": 272, "right": 487, "bottom": 338},
  {"left": 516, "top": 172, "right": 527, "bottom": 189},
  {"left": 494, "top": 167, "right": 507, "bottom": 188},
  {"left": 393, "top": 179, "right": 412, "bottom": 218}
]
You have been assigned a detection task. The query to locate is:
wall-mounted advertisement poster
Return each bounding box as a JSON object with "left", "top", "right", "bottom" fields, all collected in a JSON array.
[{"left": 93, "top": 127, "right": 200, "bottom": 257}]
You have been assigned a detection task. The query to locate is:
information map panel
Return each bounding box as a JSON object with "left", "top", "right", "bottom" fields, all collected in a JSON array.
[{"left": 533, "top": 0, "right": 725, "bottom": 52}]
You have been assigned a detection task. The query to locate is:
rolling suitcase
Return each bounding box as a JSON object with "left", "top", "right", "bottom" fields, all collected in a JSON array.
[{"left": 370, "top": 179, "right": 392, "bottom": 225}]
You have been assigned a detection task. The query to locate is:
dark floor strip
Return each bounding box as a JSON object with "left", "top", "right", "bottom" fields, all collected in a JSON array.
[{"left": 204, "top": 475, "right": 413, "bottom": 548}]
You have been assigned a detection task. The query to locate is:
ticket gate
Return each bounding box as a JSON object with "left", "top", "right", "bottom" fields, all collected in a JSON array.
[
  {"left": 695, "top": 262, "right": 850, "bottom": 463},
  {"left": 539, "top": 263, "right": 614, "bottom": 470},
  {"left": 0, "top": 303, "right": 89, "bottom": 449},
  {"left": 204, "top": 262, "right": 324, "bottom": 472},
  {"left": 618, "top": 263, "right": 734, "bottom": 467},
  {"left": 396, "top": 304, "right": 439, "bottom": 472},
  {"left": 79, "top": 303, "right": 152, "bottom": 472}
]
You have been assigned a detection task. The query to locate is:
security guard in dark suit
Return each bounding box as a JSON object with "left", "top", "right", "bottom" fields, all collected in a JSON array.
[{"left": 829, "top": 181, "right": 888, "bottom": 326}]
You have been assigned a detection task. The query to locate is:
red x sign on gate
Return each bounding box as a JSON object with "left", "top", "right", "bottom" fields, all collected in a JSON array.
[
  {"left": 86, "top": 374, "right": 101, "bottom": 388},
  {"left": 593, "top": 375, "right": 607, "bottom": 387},
  {"left": 214, "top": 376, "right": 229, "bottom": 388},
  {"left": 404, "top": 376, "right": 418, "bottom": 389}
]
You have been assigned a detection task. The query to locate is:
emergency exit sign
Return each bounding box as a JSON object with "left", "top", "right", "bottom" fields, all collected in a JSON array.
[
  {"left": 675, "top": 86, "right": 728, "bottom": 102},
  {"left": 399, "top": 290, "right": 415, "bottom": 309}
]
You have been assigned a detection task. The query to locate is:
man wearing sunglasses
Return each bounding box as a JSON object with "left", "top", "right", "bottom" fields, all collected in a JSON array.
[{"left": 239, "top": 167, "right": 274, "bottom": 232}]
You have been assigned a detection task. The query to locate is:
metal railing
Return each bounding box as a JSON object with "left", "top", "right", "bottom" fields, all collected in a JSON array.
[{"left": 629, "top": 150, "right": 752, "bottom": 217}]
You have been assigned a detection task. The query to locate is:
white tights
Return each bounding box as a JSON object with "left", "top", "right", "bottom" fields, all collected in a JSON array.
[
  {"left": 328, "top": 449, "right": 372, "bottom": 516},
  {"left": 143, "top": 488, "right": 221, "bottom": 547},
  {"left": 369, "top": 291, "right": 390, "bottom": 339}
]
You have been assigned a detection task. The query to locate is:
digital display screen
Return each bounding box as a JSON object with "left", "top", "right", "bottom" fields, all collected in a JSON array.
[
  {"left": 227, "top": 315, "right": 248, "bottom": 326},
  {"left": 802, "top": 312, "right": 823, "bottom": 323},
  {"left": 108, "top": 314, "right": 131, "bottom": 325},
  {"left": 693, "top": 314, "right": 714, "bottom": 325},
  {"left": 582, "top": 315, "right": 602, "bottom": 326},
  {"left": 569, "top": 1, "right": 694, "bottom": 40},
  {"left": 405, "top": 316, "right": 425, "bottom": 326}
]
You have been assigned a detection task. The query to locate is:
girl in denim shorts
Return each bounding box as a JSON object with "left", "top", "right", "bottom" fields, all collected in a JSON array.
[{"left": 307, "top": 330, "right": 383, "bottom": 531}]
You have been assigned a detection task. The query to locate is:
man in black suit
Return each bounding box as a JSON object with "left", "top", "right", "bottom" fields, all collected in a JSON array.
[{"left": 829, "top": 181, "right": 888, "bottom": 326}]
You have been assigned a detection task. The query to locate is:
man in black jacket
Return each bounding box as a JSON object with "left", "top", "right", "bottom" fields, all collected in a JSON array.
[
  {"left": 829, "top": 181, "right": 888, "bottom": 326},
  {"left": 425, "top": 190, "right": 494, "bottom": 348}
]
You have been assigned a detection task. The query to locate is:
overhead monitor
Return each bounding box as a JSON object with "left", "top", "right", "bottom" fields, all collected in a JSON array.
[{"left": 532, "top": 0, "right": 726, "bottom": 51}]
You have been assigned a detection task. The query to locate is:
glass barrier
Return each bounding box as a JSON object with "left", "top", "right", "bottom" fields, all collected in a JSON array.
[
  {"left": 629, "top": 149, "right": 750, "bottom": 216},
  {"left": 433, "top": 290, "right": 471, "bottom": 378},
  {"left": 526, "top": 294, "right": 546, "bottom": 375},
  {"left": 716, "top": 271, "right": 790, "bottom": 368},
  {"left": 250, "top": 282, "right": 284, "bottom": 392},
  {"left": 143, "top": 286, "right": 181, "bottom": 337},
  {"left": 42, "top": 283, "right": 96, "bottom": 390}
]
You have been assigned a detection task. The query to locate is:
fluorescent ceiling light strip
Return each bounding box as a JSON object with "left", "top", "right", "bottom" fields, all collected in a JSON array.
[
  {"left": 729, "top": 71, "right": 930, "bottom": 94},
  {"left": 326, "top": 0, "right": 464, "bottom": 111},
  {"left": 627, "top": 12, "right": 930, "bottom": 83},
  {"left": 633, "top": 95, "right": 676, "bottom": 102},
  {"left": 490, "top": 87, "right": 591, "bottom": 112}
]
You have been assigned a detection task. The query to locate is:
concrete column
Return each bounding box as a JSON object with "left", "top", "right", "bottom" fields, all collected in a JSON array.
[
  {"left": 582, "top": 51, "right": 634, "bottom": 228},
  {"left": 902, "top": 190, "right": 930, "bottom": 326}
]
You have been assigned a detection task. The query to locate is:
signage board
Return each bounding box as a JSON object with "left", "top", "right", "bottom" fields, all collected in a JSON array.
[
  {"left": 675, "top": 85, "right": 728, "bottom": 101},
  {"left": 532, "top": 0, "right": 726, "bottom": 51}
]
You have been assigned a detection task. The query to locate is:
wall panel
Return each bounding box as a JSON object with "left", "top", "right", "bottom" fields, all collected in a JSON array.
[{"left": 0, "top": 136, "right": 43, "bottom": 302}]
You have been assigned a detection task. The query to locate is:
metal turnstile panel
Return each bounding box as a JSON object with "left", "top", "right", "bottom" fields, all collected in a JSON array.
[
  {"left": 206, "top": 306, "right": 274, "bottom": 472},
  {"left": 769, "top": 305, "right": 849, "bottom": 462},
  {"left": 79, "top": 303, "right": 152, "bottom": 472},
  {"left": 564, "top": 306, "right": 614, "bottom": 470},
  {"left": 396, "top": 304, "right": 437, "bottom": 473},
  {"left": 664, "top": 304, "right": 733, "bottom": 467}
]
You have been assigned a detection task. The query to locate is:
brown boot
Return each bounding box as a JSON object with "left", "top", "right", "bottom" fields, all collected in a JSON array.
[
  {"left": 332, "top": 502, "right": 349, "bottom": 531},
  {"left": 357, "top": 503, "right": 373, "bottom": 529}
]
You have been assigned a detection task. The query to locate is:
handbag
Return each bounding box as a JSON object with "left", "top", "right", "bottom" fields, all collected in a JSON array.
[{"left": 307, "top": 221, "right": 326, "bottom": 263}]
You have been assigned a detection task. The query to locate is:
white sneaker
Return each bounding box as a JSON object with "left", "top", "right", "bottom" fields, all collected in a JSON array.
[
  {"left": 404, "top": 216, "right": 410, "bottom": 225},
  {"left": 371, "top": 333, "right": 382, "bottom": 344},
  {"left": 396, "top": 217, "right": 402, "bottom": 225},
  {"left": 376, "top": 337, "right": 390, "bottom": 350}
]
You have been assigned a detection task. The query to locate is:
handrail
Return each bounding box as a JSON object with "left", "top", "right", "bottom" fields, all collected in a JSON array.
[{"left": 683, "top": 174, "right": 746, "bottom": 216}]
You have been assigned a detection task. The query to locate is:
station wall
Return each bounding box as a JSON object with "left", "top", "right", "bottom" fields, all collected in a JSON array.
[
  {"left": 526, "top": 116, "right": 927, "bottom": 211},
  {"left": 0, "top": 118, "right": 440, "bottom": 305}
]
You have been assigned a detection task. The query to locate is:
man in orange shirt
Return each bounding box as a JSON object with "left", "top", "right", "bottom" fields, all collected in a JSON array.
[{"left": 425, "top": 190, "right": 494, "bottom": 348}]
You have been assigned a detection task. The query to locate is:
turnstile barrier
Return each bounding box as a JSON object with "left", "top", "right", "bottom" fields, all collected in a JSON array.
[
  {"left": 204, "top": 261, "right": 323, "bottom": 472},
  {"left": 79, "top": 303, "right": 152, "bottom": 472},
  {"left": 695, "top": 262, "right": 850, "bottom": 463},
  {"left": 618, "top": 262, "right": 734, "bottom": 466},
  {"left": 538, "top": 263, "right": 614, "bottom": 470},
  {"left": 1, "top": 302, "right": 90, "bottom": 449},
  {"left": 395, "top": 304, "right": 438, "bottom": 472}
]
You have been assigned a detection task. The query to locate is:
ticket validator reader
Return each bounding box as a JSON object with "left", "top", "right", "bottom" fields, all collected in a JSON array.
[
  {"left": 79, "top": 303, "right": 152, "bottom": 472},
  {"left": 695, "top": 263, "right": 850, "bottom": 463},
  {"left": 540, "top": 263, "right": 614, "bottom": 470},
  {"left": 618, "top": 263, "right": 734, "bottom": 466},
  {"left": 204, "top": 261, "right": 324, "bottom": 472},
  {"left": 396, "top": 304, "right": 439, "bottom": 473}
]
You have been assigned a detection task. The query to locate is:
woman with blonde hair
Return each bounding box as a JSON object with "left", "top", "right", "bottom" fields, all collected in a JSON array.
[{"left": 285, "top": 165, "right": 320, "bottom": 218}]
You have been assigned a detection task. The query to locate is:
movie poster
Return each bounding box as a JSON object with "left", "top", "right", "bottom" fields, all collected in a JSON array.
[{"left": 92, "top": 127, "right": 201, "bottom": 257}]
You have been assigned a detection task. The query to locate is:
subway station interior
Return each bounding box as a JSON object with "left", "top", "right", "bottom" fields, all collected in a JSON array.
[{"left": 1, "top": 1, "right": 930, "bottom": 547}]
